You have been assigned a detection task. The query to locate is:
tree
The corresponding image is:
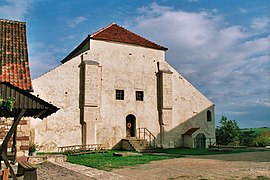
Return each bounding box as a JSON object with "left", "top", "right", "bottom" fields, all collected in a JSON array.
[
  {"left": 216, "top": 116, "right": 240, "bottom": 145},
  {"left": 239, "top": 130, "right": 256, "bottom": 146}
]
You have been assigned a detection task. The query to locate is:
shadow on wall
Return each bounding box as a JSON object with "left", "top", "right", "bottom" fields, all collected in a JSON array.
[{"left": 155, "top": 105, "right": 216, "bottom": 149}]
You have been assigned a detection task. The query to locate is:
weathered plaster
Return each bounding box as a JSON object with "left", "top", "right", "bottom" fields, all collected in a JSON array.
[{"left": 31, "top": 38, "right": 215, "bottom": 151}]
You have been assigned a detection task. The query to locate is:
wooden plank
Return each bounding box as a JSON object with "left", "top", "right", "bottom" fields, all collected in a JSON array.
[
  {"left": 1, "top": 152, "right": 17, "bottom": 180},
  {"left": 3, "top": 168, "right": 9, "bottom": 180}
]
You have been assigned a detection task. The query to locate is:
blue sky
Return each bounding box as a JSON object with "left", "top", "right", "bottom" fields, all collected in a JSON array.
[{"left": 1, "top": 0, "right": 269, "bottom": 128}]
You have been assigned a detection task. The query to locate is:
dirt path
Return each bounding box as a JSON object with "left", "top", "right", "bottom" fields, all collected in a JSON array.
[{"left": 113, "top": 151, "right": 270, "bottom": 180}]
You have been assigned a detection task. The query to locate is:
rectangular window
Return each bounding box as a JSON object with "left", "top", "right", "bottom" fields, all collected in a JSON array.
[
  {"left": 136, "top": 91, "right": 144, "bottom": 101},
  {"left": 116, "top": 90, "right": 124, "bottom": 100}
]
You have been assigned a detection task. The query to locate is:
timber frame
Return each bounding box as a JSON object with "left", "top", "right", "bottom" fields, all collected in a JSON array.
[{"left": 0, "top": 82, "right": 59, "bottom": 179}]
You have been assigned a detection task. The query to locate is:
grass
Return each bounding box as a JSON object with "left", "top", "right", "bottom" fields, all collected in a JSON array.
[
  {"left": 241, "top": 127, "right": 270, "bottom": 135},
  {"left": 67, "top": 150, "right": 175, "bottom": 171},
  {"left": 242, "top": 176, "right": 270, "bottom": 180},
  {"left": 67, "top": 148, "right": 270, "bottom": 171},
  {"left": 155, "top": 147, "right": 269, "bottom": 155},
  {"left": 37, "top": 152, "right": 63, "bottom": 155}
]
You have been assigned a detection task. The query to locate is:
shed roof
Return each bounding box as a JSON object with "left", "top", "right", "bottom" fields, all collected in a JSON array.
[
  {"left": 61, "top": 23, "right": 167, "bottom": 63},
  {"left": 0, "top": 19, "right": 32, "bottom": 91},
  {"left": 0, "top": 82, "right": 59, "bottom": 119},
  {"left": 183, "top": 127, "right": 200, "bottom": 136}
]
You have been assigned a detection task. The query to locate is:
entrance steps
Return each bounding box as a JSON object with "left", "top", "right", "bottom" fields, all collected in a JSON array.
[{"left": 119, "top": 139, "right": 154, "bottom": 152}]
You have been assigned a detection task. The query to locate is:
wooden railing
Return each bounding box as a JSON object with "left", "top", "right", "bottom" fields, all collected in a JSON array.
[{"left": 137, "top": 128, "right": 156, "bottom": 148}]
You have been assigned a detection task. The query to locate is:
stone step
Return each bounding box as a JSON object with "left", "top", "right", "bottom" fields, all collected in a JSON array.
[{"left": 127, "top": 139, "right": 150, "bottom": 152}]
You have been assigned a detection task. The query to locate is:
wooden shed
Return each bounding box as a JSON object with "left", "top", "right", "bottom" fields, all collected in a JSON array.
[{"left": 0, "top": 82, "right": 59, "bottom": 179}]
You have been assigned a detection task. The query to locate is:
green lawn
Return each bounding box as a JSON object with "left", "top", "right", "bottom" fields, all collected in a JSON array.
[
  {"left": 67, "top": 148, "right": 270, "bottom": 171},
  {"left": 67, "top": 151, "right": 175, "bottom": 171},
  {"left": 155, "top": 147, "right": 269, "bottom": 155}
]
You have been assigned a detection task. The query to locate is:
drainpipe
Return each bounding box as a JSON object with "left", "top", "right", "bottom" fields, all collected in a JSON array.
[
  {"left": 79, "top": 55, "right": 86, "bottom": 146},
  {"left": 156, "top": 62, "right": 164, "bottom": 148}
]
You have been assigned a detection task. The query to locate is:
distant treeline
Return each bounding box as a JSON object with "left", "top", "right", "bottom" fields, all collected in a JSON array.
[{"left": 216, "top": 116, "right": 270, "bottom": 147}]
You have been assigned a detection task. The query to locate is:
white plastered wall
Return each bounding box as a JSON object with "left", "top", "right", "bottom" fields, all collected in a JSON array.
[{"left": 31, "top": 56, "right": 81, "bottom": 151}]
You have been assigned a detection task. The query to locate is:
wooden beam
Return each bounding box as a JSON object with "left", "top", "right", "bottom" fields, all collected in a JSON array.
[
  {"left": 0, "top": 109, "right": 25, "bottom": 180},
  {"left": 34, "top": 109, "right": 47, "bottom": 118}
]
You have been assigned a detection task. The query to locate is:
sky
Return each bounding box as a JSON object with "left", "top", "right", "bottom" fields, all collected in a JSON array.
[{"left": 0, "top": 0, "right": 269, "bottom": 128}]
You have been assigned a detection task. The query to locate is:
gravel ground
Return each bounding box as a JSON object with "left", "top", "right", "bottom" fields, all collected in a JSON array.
[
  {"left": 34, "top": 151, "right": 270, "bottom": 180},
  {"left": 113, "top": 151, "right": 270, "bottom": 180},
  {"left": 37, "top": 162, "right": 94, "bottom": 180},
  {"left": 37, "top": 161, "right": 126, "bottom": 180}
]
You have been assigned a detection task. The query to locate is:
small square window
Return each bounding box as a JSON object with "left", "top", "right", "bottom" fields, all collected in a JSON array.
[
  {"left": 116, "top": 90, "right": 124, "bottom": 100},
  {"left": 136, "top": 91, "right": 144, "bottom": 101}
]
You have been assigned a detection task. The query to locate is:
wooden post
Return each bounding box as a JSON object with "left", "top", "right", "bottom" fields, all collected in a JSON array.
[
  {"left": 0, "top": 109, "right": 26, "bottom": 180},
  {"left": 3, "top": 168, "right": 9, "bottom": 180}
]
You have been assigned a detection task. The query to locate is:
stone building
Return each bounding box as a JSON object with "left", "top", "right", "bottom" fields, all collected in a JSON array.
[{"left": 32, "top": 23, "right": 216, "bottom": 151}]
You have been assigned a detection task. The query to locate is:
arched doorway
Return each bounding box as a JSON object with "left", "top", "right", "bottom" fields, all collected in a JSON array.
[
  {"left": 195, "top": 133, "right": 206, "bottom": 149},
  {"left": 126, "top": 114, "right": 136, "bottom": 138}
]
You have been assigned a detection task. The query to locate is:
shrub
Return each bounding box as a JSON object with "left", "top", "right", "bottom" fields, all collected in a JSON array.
[
  {"left": 239, "top": 131, "right": 256, "bottom": 146},
  {"left": 253, "top": 129, "right": 270, "bottom": 147},
  {"left": 29, "top": 144, "right": 37, "bottom": 155}
]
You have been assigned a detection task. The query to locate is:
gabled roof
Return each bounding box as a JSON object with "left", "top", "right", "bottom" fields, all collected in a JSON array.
[
  {"left": 0, "top": 19, "right": 32, "bottom": 91},
  {"left": 91, "top": 23, "right": 167, "bottom": 50},
  {"left": 61, "top": 23, "right": 168, "bottom": 63},
  {"left": 0, "top": 82, "right": 59, "bottom": 119}
]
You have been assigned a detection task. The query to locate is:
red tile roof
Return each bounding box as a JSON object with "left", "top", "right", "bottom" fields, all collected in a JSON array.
[
  {"left": 91, "top": 23, "right": 168, "bottom": 51},
  {"left": 61, "top": 23, "right": 167, "bottom": 63},
  {"left": 0, "top": 19, "right": 32, "bottom": 91}
]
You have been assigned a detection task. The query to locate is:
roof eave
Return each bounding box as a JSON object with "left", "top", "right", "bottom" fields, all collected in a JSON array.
[
  {"left": 90, "top": 37, "right": 168, "bottom": 51},
  {"left": 61, "top": 35, "right": 91, "bottom": 64}
]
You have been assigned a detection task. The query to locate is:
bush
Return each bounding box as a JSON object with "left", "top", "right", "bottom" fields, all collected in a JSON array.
[
  {"left": 253, "top": 129, "right": 270, "bottom": 147},
  {"left": 29, "top": 144, "right": 37, "bottom": 155},
  {"left": 239, "top": 131, "right": 256, "bottom": 146}
]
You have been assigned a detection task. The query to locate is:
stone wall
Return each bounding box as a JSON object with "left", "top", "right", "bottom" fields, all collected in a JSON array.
[
  {"left": 31, "top": 55, "right": 82, "bottom": 152},
  {"left": 0, "top": 117, "right": 30, "bottom": 157},
  {"left": 31, "top": 38, "right": 215, "bottom": 151}
]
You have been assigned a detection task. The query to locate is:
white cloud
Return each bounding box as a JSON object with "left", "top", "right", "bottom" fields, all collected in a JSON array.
[
  {"left": 239, "top": 8, "right": 248, "bottom": 14},
  {"left": 28, "top": 42, "right": 60, "bottom": 79},
  {"left": 130, "top": 3, "right": 270, "bottom": 121},
  {"left": 256, "top": 100, "right": 270, "bottom": 107},
  {"left": 60, "top": 34, "right": 76, "bottom": 41},
  {"left": 188, "top": 0, "right": 199, "bottom": 2},
  {"left": 250, "top": 17, "right": 270, "bottom": 32},
  {"left": 67, "top": 16, "right": 88, "bottom": 28},
  {"left": 0, "top": 0, "right": 34, "bottom": 21}
]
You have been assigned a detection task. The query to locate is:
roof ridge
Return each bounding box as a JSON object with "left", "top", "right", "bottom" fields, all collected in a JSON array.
[
  {"left": 90, "top": 23, "right": 167, "bottom": 51},
  {"left": 116, "top": 24, "right": 163, "bottom": 49},
  {"left": 90, "top": 23, "right": 116, "bottom": 37}
]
